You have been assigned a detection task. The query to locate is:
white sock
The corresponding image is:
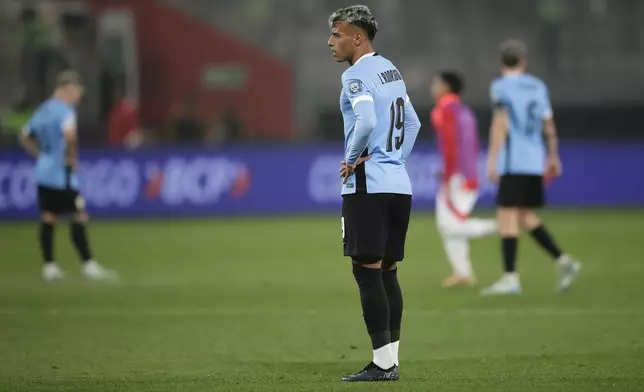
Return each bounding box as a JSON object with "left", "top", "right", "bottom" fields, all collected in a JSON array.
[
  {"left": 443, "top": 237, "right": 473, "bottom": 277},
  {"left": 391, "top": 341, "right": 400, "bottom": 366},
  {"left": 372, "top": 343, "right": 394, "bottom": 370},
  {"left": 557, "top": 254, "right": 572, "bottom": 265},
  {"left": 503, "top": 272, "right": 519, "bottom": 284}
]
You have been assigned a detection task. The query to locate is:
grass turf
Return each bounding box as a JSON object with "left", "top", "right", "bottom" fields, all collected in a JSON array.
[{"left": 1, "top": 210, "right": 644, "bottom": 391}]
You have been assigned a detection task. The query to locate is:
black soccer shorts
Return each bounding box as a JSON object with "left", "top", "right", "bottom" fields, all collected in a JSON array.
[
  {"left": 496, "top": 174, "right": 545, "bottom": 208},
  {"left": 38, "top": 186, "right": 85, "bottom": 215},
  {"left": 342, "top": 193, "right": 412, "bottom": 264}
]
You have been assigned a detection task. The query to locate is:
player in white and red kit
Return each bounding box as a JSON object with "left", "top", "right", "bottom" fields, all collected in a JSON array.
[{"left": 430, "top": 71, "right": 497, "bottom": 287}]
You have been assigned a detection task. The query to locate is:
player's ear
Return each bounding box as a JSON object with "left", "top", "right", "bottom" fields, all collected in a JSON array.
[{"left": 354, "top": 31, "right": 364, "bottom": 46}]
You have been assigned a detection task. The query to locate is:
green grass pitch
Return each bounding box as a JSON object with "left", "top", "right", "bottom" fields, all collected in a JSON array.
[{"left": 1, "top": 210, "right": 644, "bottom": 391}]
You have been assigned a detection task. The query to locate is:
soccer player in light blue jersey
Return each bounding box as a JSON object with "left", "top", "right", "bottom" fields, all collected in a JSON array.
[
  {"left": 19, "top": 70, "right": 117, "bottom": 282},
  {"left": 328, "top": 5, "right": 421, "bottom": 382},
  {"left": 482, "top": 40, "right": 581, "bottom": 296}
]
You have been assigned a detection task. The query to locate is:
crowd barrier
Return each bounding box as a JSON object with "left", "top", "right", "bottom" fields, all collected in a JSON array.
[{"left": 1, "top": 142, "right": 643, "bottom": 219}]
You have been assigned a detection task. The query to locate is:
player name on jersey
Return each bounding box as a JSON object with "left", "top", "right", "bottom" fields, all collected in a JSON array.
[{"left": 377, "top": 69, "right": 403, "bottom": 85}]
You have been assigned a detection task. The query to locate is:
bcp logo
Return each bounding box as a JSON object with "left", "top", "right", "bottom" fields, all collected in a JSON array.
[{"left": 144, "top": 157, "right": 251, "bottom": 206}]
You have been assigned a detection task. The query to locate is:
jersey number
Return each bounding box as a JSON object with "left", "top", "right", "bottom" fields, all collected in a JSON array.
[
  {"left": 525, "top": 100, "right": 540, "bottom": 136},
  {"left": 386, "top": 97, "right": 405, "bottom": 152}
]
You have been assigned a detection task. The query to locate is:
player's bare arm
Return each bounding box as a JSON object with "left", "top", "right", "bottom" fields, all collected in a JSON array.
[
  {"left": 486, "top": 108, "right": 509, "bottom": 183},
  {"left": 63, "top": 116, "right": 78, "bottom": 169},
  {"left": 18, "top": 129, "right": 40, "bottom": 158},
  {"left": 543, "top": 117, "right": 562, "bottom": 177}
]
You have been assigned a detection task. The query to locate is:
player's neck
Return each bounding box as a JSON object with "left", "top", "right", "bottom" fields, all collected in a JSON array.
[
  {"left": 350, "top": 46, "right": 375, "bottom": 66},
  {"left": 53, "top": 91, "right": 72, "bottom": 104},
  {"left": 502, "top": 67, "right": 525, "bottom": 76}
]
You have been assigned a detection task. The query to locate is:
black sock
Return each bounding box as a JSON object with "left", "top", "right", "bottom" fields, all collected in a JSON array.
[
  {"left": 352, "top": 263, "right": 390, "bottom": 350},
  {"left": 502, "top": 237, "right": 518, "bottom": 273},
  {"left": 71, "top": 222, "right": 93, "bottom": 262},
  {"left": 39, "top": 222, "right": 55, "bottom": 263},
  {"left": 530, "top": 225, "right": 563, "bottom": 260},
  {"left": 382, "top": 266, "right": 402, "bottom": 343}
]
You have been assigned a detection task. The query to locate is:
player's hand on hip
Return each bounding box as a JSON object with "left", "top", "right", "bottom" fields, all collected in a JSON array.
[
  {"left": 486, "top": 162, "right": 499, "bottom": 183},
  {"left": 340, "top": 163, "right": 355, "bottom": 184},
  {"left": 547, "top": 155, "right": 563, "bottom": 177},
  {"left": 66, "top": 157, "right": 77, "bottom": 169},
  {"left": 341, "top": 155, "right": 371, "bottom": 166},
  {"left": 339, "top": 155, "right": 370, "bottom": 184}
]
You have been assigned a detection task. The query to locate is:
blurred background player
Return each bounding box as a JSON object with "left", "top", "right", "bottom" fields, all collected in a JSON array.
[
  {"left": 482, "top": 40, "right": 581, "bottom": 296},
  {"left": 107, "top": 84, "right": 143, "bottom": 150},
  {"left": 329, "top": 5, "right": 421, "bottom": 382},
  {"left": 19, "top": 70, "right": 117, "bottom": 282},
  {"left": 430, "top": 71, "right": 497, "bottom": 288}
]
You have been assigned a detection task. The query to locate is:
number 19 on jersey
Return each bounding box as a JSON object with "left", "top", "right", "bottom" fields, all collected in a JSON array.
[{"left": 386, "top": 97, "right": 405, "bottom": 152}]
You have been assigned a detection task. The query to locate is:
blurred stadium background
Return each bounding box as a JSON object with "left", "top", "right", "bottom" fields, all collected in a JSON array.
[{"left": 1, "top": 1, "right": 644, "bottom": 391}]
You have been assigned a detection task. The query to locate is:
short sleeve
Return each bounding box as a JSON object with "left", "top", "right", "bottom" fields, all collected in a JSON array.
[
  {"left": 541, "top": 85, "right": 553, "bottom": 119},
  {"left": 342, "top": 72, "right": 373, "bottom": 109},
  {"left": 61, "top": 111, "right": 77, "bottom": 133},
  {"left": 489, "top": 81, "right": 507, "bottom": 109}
]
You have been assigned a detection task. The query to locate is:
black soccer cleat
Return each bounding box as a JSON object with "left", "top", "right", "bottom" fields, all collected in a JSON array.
[{"left": 341, "top": 362, "right": 399, "bottom": 382}]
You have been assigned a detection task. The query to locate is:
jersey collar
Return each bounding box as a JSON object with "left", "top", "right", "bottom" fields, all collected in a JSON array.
[
  {"left": 437, "top": 93, "right": 461, "bottom": 107},
  {"left": 353, "top": 52, "right": 376, "bottom": 66}
]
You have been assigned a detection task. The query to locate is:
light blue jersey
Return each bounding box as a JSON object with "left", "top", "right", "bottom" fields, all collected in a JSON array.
[
  {"left": 23, "top": 98, "right": 79, "bottom": 190},
  {"left": 340, "top": 53, "right": 421, "bottom": 195},
  {"left": 490, "top": 73, "right": 552, "bottom": 175}
]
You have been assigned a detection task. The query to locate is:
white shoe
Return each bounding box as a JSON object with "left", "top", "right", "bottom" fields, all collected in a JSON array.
[
  {"left": 481, "top": 273, "right": 521, "bottom": 296},
  {"left": 82, "top": 260, "right": 118, "bottom": 281},
  {"left": 43, "top": 263, "right": 65, "bottom": 282},
  {"left": 557, "top": 255, "right": 581, "bottom": 292}
]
